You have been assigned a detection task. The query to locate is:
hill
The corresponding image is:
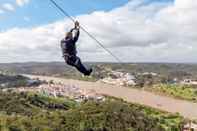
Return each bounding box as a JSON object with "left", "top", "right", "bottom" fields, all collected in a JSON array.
[
  {"left": 0, "top": 91, "right": 184, "bottom": 131},
  {"left": 0, "top": 74, "right": 42, "bottom": 88},
  {"left": 1, "top": 62, "right": 197, "bottom": 81}
]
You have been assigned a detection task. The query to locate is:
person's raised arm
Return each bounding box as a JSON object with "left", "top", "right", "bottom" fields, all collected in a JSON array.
[{"left": 72, "top": 21, "right": 80, "bottom": 42}]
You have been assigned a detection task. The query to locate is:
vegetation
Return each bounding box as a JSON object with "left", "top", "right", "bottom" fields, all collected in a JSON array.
[
  {"left": 0, "top": 74, "right": 43, "bottom": 88},
  {"left": 0, "top": 91, "right": 185, "bottom": 131},
  {"left": 147, "top": 84, "right": 197, "bottom": 102},
  {"left": 1, "top": 62, "right": 197, "bottom": 81},
  {"left": 0, "top": 74, "right": 29, "bottom": 88}
]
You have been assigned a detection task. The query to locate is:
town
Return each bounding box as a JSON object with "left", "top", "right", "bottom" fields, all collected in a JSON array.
[
  {"left": 100, "top": 70, "right": 197, "bottom": 87},
  {"left": 1, "top": 69, "right": 197, "bottom": 131}
]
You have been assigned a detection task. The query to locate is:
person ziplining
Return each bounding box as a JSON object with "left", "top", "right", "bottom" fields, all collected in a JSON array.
[
  {"left": 49, "top": 0, "right": 122, "bottom": 75},
  {"left": 60, "top": 21, "right": 93, "bottom": 76}
]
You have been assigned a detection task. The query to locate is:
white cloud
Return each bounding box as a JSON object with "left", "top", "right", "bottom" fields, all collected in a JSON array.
[
  {"left": 0, "top": 0, "right": 197, "bottom": 63},
  {"left": 16, "top": 0, "right": 30, "bottom": 7},
  {"left": 0, "top": 9, "right": 4, "bottom": 14},
  {"left": 2, "top": 3, "right": 15, "bottom": 11}
]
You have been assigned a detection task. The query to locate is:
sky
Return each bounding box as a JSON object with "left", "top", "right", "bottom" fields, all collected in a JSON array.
[{"left": 0, "top": 0, "right": 197, "bottom": 63}]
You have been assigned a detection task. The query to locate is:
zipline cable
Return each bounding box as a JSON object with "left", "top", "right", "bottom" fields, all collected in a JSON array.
[{"left": 49, "top": 0, "right": 122, "bottom": 63}]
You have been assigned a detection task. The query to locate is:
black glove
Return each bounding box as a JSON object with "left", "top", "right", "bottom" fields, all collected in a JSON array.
[{"left": 75, "top": 21, "right": 80, "bottom": 29}]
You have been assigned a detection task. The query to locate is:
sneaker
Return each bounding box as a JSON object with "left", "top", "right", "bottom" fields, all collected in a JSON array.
[{"left": 85, "top": 68, "right": 93, "bottom": 76}]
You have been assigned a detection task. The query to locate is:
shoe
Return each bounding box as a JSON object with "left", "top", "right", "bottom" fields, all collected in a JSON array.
[{"left": 85, "top": 68, "right": 93, "bottom": 76}]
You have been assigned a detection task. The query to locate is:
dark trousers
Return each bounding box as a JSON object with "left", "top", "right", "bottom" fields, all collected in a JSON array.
[{"left": 64, "top": 55, "right": 89, "bottom": 75}]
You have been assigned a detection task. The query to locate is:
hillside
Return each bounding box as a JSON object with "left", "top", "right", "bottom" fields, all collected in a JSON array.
[
  {"left": 0, "top": 74, "right": 42, "bottom": 88},
  {"left": 1, "top": 62, "right": 197, "bottom": 80},
  {"left": 0, "top": 91, "right": 184, "bottom": 131}
]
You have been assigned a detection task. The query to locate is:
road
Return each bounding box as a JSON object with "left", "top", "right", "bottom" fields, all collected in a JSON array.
[{"left": 26, "top": 75, "right": 197, "bottom": 120}]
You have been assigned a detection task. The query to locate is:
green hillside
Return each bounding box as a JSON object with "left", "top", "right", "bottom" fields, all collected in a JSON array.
[{"left": 0, "top": 92, "right": 184, "bottom": 131}]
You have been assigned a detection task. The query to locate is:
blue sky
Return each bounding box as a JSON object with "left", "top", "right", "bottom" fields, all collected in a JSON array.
[
  {"left": 1, "top": 0, "right": 196, "bottom": 63},
  {"left": 0, "top": 0, "right": 131, "bottom": 30},
  {"left": 0, "top": 0, "right": 174, "bottom": 30}
]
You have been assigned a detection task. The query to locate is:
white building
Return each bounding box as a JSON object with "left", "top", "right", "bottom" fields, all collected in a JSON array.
[
  {"left": 183, "top": 122, "right": 197, "bottom": 131},
  {"left": 181, "top": 79, "right": 197, "bottom": 85},
  {"left": 101, "top": 72, "right": 136, "bottom": 86},
  {"left": 142, "top": 72, "right": 158, "bottom": 76}
]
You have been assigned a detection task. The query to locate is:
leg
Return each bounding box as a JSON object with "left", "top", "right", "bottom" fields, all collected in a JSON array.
[
  {"left": 74, "top": 56, "right": 92, "bottom": 76},
  {"left": 66, "top": 56, "right": 92, "bottom": 76}
]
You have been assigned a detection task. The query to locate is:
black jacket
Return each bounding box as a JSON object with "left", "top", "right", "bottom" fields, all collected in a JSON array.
[{"left": 61, "top": 28, "right": 80, "bottom": 56}]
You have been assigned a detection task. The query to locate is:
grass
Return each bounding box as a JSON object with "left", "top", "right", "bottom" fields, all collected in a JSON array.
[{"left": 147, "top": 84, "right": 197, "bottom": 102}]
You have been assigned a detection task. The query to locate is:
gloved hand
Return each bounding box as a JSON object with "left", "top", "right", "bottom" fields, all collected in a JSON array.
[{"left": 75, "top": 21, "right": 80, "bottom": 29}]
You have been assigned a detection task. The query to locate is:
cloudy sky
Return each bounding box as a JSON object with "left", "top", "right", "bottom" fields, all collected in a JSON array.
[{"left": 0, "top": 0, "right": 196, "bottom": 63}]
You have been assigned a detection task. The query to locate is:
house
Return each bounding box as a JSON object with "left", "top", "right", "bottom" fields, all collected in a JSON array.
[
  {"left": 142, "top": 72, "right": 158, "bottom": 76},
  {"left": 181, "top": 79, "right": 197, "bottom": 85},
  {"left": 110, "top": 71, "right": 124, "bottom": 78},
  {"left": 183, "top": 122, "right": 197, "bottom": 131},
  {"left": 101, "top": 72, "right": 136, "bottom": 86},
  {"left": 0, "top": 83, "right": 9, "bottom": 88}
]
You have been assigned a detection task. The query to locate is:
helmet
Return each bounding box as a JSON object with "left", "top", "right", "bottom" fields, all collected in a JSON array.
[{"left": 66, "top": 32, "right": 72, "bottom": 39}]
